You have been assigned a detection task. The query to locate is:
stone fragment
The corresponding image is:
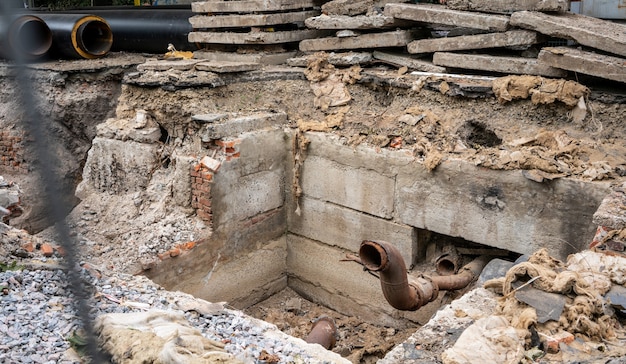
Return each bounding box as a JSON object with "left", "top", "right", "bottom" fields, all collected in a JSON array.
[
  {"left": 195, "top": 61, "right": 261, "bottom": 73},
  {"left": 408, "top": 30, "right": 540, "bottom": 54},
  {"left": 514, "top": 284, "right": 566, "bottom": 323},
  {"left": 287, "top": 52, "right": 373, "bottom": 67},
  {"left": 538, "top": 47, "right": 626, "bottom": 84},
  {"left": 200, "top": 156, "right": 221, "bottom": 173},
  {"left": 593, "top": 184, "right": 626, "bottom": 229},
  {"left": 605, "top": 284, "right": 626, "bottom": 312},
  {"left": 321, "top": 0, "right": 373, "bottom": 16},
  {"left": 373, "top": 51, "right": 447, "bottom": 73},
  {"left": 194, "top": 50, "right": 297, "bottom": 65},
  {"left": 433, "top": 52, "right": 566, "bottom": 77},
  {"left": 385, "top": 3, "right": 510, "bottom": 31},
  {"left": 305, "top": 14, "right": 409, "bottom": 29},
  {"left": 510, "top": 11, "right": 626, "bottom": 57},
  {"left": 137, "top": 59, "right": 201, "bottom": 72},
  {"left": 300, "top": 30, "right": 416, "bottom": 52},
  {"left": 189, "top": 30, "right": 327, "bottom": 45}
]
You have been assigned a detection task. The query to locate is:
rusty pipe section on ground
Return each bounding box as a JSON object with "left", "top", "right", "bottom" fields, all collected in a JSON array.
[
  {"left": 36, "top": 14, "right": 112, "bottom": 59},
  {"left": 0, "top": 15, "right": 52, "bottom": 60},
  {"left": 305, "top": 316, "right": 337, "bottom": 350},
  {"left": 359, "top": 240, "right": 490, "bottom": 311},
  {"left": 435, "top": 244, "right": 461, "bottom": 276}
]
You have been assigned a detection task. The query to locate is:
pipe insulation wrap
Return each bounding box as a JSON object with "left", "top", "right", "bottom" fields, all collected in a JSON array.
[
  {"left": 37, "top": 14, "right": 112, "bottom": 59},
  {"left": 0, "top": 15, "right": 52, "bottom": 60}
]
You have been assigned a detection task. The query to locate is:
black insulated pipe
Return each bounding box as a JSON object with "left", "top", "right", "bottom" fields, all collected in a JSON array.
[
  {"left": 0, "top": 15, "right": 52, "bottom": 60},
  {"left": 37, "top": 14, "right": 112, "bottom": 59}
]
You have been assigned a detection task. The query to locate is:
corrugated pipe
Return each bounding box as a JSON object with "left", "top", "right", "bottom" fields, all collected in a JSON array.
[
  {"left": 36, "top": 14, "right": 112, "bottom": 59},
  {"left": 359, "top": 240, "right": 490, "bottom": 311},
  {"left": 304, "top": 316, "right": 337, "bottom": 350},
  {"left": 0, "top": 15, "right": 52, "bottom": 60}
]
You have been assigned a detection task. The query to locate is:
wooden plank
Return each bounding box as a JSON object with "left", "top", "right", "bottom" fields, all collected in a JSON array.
[
  {"left": 189, "top": 29, "right": 326, "bottom": 44},
  {"left": 192, "top": 0, "right": 323, "bottom": 13},
  {"left": 433, "top": 52, "right": 567, "bottom": 77},
  {"left": 190, "top": 10, "right": 320, "bottom": 28},
  {"left": 407, "top": 30, "right": 539, "bottom": 54},
  {"left": 538, "top": 47, "right": 626, "bottom": 83},
  {"left": 385, "top": 3, "right": 510, "bottom": 31},
  {"left": 300, "top": 30, "right": 415, "bottom": 51}
]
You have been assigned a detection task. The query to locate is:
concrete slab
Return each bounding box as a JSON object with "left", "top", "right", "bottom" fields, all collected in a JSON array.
[
  {"left": 301, "top": 155, "right": 395, "bottom": 218},
  {"left": 321, "top": 0, "right": 372, "bottom": 16},
  {"left": 510, "top": 11, "right": 626, "bottom": 57},
  {"left": 407, "top": 30, "right": 540, "bottom": 54},
  {"left": 192, "top": 0, "right": 323, "bottom": 13},
  {"left": 446, "top": 0, "right": 567, "bottom": 14},
  {"left": 195, "top": 111, "right": 287, "bottom": 139},
  {"left": 194, "top": 50, "right": 297, "bottom": 65},
  {"left": 538, "top": 47, "right": 626, "bottom": 84},
  {"left": 195, "top": 61, "right": 261, "bottom": 73},
  {"left": 289, "top": 196, "right": 416, "bottom": 267},
  {"left": 137, "top": 59, "right": 202, "bottom": 72},
  {"left": 304, "top": 14, "right": 410, "bottom": 29},
  {"left": 299, "top": 29, "right": 416, "bottom": 51},
  {"left": 189, "top": 30, "right": 327, "bottom": 45},
  {"left": 385, "top": 3, "right": 510, "bottom": 32},
  {"left": 189, "top": 11, "right": 320, "bottom": 29},
  {"left": 433, "top": 52, "right": 567, "bottom": 77},
  {"left": 373, "top": 51, "right": 448, "bottom": 73},
  {"left": 287, "top": 52, "right": 373, "bottom": 67},
  {"left": 397, "top": 158, "right": 612, "bottom": 260}
]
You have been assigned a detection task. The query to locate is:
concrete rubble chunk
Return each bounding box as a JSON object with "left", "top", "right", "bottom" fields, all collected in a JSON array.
[
  {"left": 373, "top": 51, "right": 447, "bottom": 73},
  {"left": 446, "top": 0, "right": 568, "bottom": 14},
  {"left": 593, "top": 183, "right": 626, "bottom": 229},
  {"left": 200, "top": 156, "right": 222, "bottom": 172},
  {"left": 321, "top": 0, "right": 373, "bottom": 16},
  {"left": 510, "top": 11, "right": 626, "bottom": 57},
  {"left": 137, "top": 59, "right": 201, "bottom": 72},
  {"left": 300, "top": 29, "right": 417, "bottom": 51},
  {"left": 385, "top": 3, "right": 510, "bottom": 31},
  {"left": 287, "top": 52, "right": 373, "bottom": 67},
  {"left": 305, "top": 14, "right": 410, "bottom": 29},
  {"left": 189, "top": 30, "right": 327, "bottom": 45},
  {"left": 192, "top": 0, "right": 323, "bottom": 13},
  {"left": 195, "top": 61, "right": 261, "bottom": 73},
  {"left": 433, "top": 52, "right": 567, "bottom": 77},
  {"left": 189, "top": 11, "right": 320, "bottom": 29},
  {"left": 538, "top": 47, "right": 626, "bottom": 84},
  {"left": 408, "top": 29, "right": 540, "bottom": 54},
  {"left": 197, "top": 111, "right": 288, "bottom": 139},
  {"left": 193, "top": 50, "right": 297, "bottom": 65}
]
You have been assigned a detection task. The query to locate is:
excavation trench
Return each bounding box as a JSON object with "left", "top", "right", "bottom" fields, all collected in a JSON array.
[{"left": 0, "top": 54, "right": 623, "bottom": 363}]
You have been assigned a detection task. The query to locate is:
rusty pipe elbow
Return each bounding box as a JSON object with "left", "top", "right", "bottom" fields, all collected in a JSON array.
[
  {"left": 431, "top": 255, "right": 491, "bottom": 291},
  {"left": 305, "top": 316, "right": 337, "bottom": 350},
  {"left": 359, "top": 240, "right": 437, "bottom": 311}
]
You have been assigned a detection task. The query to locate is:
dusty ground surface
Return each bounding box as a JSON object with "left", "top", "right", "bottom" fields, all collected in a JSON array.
[{"left": 1, "top": 53, "right": 626, "bottom": 363}]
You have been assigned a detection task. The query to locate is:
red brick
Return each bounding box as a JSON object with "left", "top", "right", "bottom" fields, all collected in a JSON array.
[
  {"left": 215, "top": 139, "right": 241, "bottom": 148},
  {"left": 169, "top": 247, "right": 181, "bottom": 257},
  {"left": 41, "top": 243, "right": 54, "bottom": 257},
  {"left": 180, "top": 241, "right": 197, "bottom": 250},
  {"left": 225, "top": 147, "right": 237, "bottom": 154},
  {"left": 197, "top": 209, "right": 212, "bottom": 222},
  {"left": 199, "top": 197, "right": 212, "bottom": 208},
  {"left": 201, "top": 171, "right": 213, "bottom": 182},
  {"left": 22, "top": 241, "right": 34, "bottom": 252}
]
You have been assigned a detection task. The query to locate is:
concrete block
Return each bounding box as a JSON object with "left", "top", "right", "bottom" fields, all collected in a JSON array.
[
  {"left": 433, "top": 52, "right": 567, "bottom": 77},
  {"left": 193, "top": 50, "right": 297, "bottom": 65},
  {"left": 396, "top": 158, "right": 611, "bottom": 260},
  {"left": 189, "top": 11, "right": 320, "bottom": 29},
  {"left": 446, "top": 0, "right": 567, "bottom": 14},
  {"left": 170, "top": 237, "right": 288, "bottom": 308},
  {"left": 408, "top": 30, "right": 540, "bottom": 54},
  {"left": 286, "top": 234, "right": 435, "bottom": 327},
  {"left": 321, "top": 0, "right": 372, "bottom": 16},
  {"left": 305, "top": 14, "right": 409, "bottom": 30},
  {"left": 299, "top": 30, "right": 416, "bottom": 52},
  {"left": 373, "top": 51, "right": 447, "bottom": 73},
  {"left": 189, "top": 30, "right": 326, "bottom": 45},
  {"left": 305, "top": 131, "right": 416, "bottom": 176},
  {"left": 76, "top": 137, "right": 158, "bottom": 197},
  {"left": 192, "top": 0, "right": 323, "bottom": 13},
  {"left": 538, "top": 47, "right": 626, "bottom": 84},
  {"left": 195, "top": 111, "right": 287, "bottom": 140},
  {"left": 510, "top": 11, "right": 626, "bottom": 58},
  {"left": 195, "top": 61, "right": 261, "bottom": 73},
  {"left": 301, "top": 155, "right": 395, "bottom": 218},
  {"left": 289, "top": 197, "right": 415, "bottom": 267},
  {"left": 385, "top": 3, "right": 510, "bottom": 32}
]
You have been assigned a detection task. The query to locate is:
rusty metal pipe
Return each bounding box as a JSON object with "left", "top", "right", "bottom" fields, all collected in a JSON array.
[
  {"left": 360, "top": 240, "right": 490, "bottom": 311},
  {"left": 0, "top": 15, "right": 52, "bottom": 60},
  {"left": 305, "top": 316, "right": 337, "bottom": 350},
  {"left": 359, "top": 240, "right": 438, "bottom": 311},
  {"left": 435, "top": 244, "right": 461, "bottom": 276}
]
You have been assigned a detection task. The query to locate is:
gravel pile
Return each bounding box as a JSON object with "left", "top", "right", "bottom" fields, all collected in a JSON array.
[{"left": 0, "top": 263, "right": 345, "bottom": 364}]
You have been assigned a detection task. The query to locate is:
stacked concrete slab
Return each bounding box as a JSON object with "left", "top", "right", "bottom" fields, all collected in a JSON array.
[{"left": 188, "top": 0, "right": 327, "bottom": 63}]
